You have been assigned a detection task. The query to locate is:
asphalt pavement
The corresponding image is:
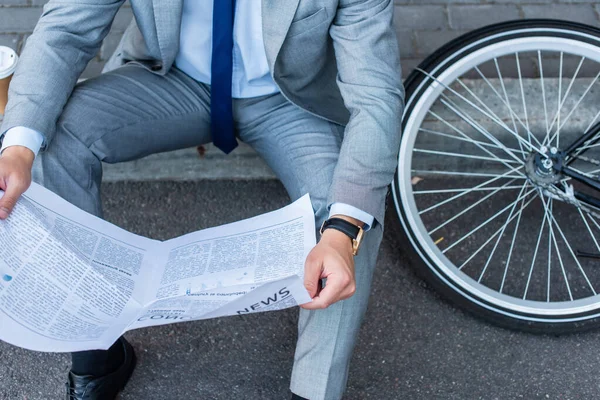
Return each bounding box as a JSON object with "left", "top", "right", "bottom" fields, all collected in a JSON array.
[{"left": 1, "top": 180, "right": 600, "bottom": 400}]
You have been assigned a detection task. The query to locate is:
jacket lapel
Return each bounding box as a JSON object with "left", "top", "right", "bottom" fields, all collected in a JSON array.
[
  {"left": 151, "top": 0, "right": 183, "bottom": 68},
  {"left": 261, "top": 0, "right": 300, "bottom": 72}
]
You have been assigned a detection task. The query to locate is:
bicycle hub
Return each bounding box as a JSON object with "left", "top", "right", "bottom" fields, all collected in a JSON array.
[{"left": 525, "top": 149, "right": 562, "bottom": 185}]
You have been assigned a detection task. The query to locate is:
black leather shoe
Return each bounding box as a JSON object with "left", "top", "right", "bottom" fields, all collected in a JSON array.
[{"left": 65, "top": 338, "right": 137, "bottom": 400}]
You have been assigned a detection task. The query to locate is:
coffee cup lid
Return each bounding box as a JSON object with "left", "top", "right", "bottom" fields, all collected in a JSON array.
[{"left": 0, "top": 46, "right": 18, "bottom": 80}]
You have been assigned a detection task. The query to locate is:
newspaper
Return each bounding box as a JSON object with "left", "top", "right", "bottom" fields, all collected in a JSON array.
[{"left": 0, "top": 183, "right": 314, "bottom": 352}]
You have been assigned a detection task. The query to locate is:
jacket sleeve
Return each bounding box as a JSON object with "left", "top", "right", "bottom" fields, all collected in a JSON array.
[
  {"left": 327, "top": 0, "right": 404, "bottom": 226},
  {"left": 0, "top": 0, "right": 125, "bottom": 150}
]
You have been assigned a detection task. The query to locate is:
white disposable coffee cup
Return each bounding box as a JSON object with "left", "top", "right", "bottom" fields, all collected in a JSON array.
[{"left": 0, "top": 46, "right": 18, "bottom": 115}]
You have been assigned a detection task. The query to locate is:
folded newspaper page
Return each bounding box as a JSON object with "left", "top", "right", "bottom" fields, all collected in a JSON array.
[{"left": 0, "top": 183, "right": 314, "bottom": 352}]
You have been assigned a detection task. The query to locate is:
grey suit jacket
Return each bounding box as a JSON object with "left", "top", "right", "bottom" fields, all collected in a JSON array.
[{"left": 0, "top": 0, "right": 404, "bottom": 225}]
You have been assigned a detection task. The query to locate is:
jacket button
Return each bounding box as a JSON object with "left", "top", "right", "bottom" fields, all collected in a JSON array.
[{"left": 151, "top": 63, "right": 163, "bottom": 71}]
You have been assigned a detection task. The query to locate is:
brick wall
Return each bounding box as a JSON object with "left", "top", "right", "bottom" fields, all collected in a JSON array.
[
  {"left": 395, "top": 0, "right": 600, "bottom": 77},
  {"left": 0, "top": 0, "right": 599, "bottom": 79}
]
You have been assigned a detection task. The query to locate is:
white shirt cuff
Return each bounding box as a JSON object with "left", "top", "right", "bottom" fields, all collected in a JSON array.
[
  {"left": 1, "top": 126, "right": 44, "bottom": 157},
  {"left": 329, "top": 203, "right": 374, "bottom": 231}
]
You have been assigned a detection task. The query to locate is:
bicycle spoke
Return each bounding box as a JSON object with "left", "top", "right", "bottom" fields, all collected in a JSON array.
[
  {"left": 456, "top": 75, "right": 541, "bottom": 151},
  {"left": 578, "top": 208, "right": 600, "bottom": 254},
  {"left": 558, "top": 72, "right": 600, "bottom": 132},
  {"left": 411, "top": 169, "right": 526, "bottom": 179},
  {"left": 414, "top": 186, "right": 524, "bottom": 195},
  {"left": 547, "top": 71, "right": 600, "bottom": 146},
  {"left": 544, "top": 196, "right": 597, "bottom": 296},
  {"left": 439, "top": 98, "right": 528, "bottom": 165},
  {"left": 416, "top": 67, "right": 542, "bottom": 155},
  {"left": 418, "top": 127, "right": 528, "bottom": 157},
  {"left": 439, "top": 95, "right": 533, "bottom": 162},
  {"left": 538, "top": 51, "right": 550, "bottom": 135},
  {"left": 428, "top": 107, "right": 526, "bottom": 168},
  {"left": 523, "top": 196, "right": 548, "bottom": 300},
  {"left": 553, "top": 55, "right": 585, "bottom": 133},
  {"left": 540, "top": 196, "right": 573, "bottom": 301},
  {"left": 443, "top": 188, "right": 536, "bottom": 254},
  {"left": 413, "top": 148, "right": 520, "bottom": 165},
  {"left": 587, "top": 211, "right": 600, "bottom": 233},
  {"left": 516, "top": 52, "right": 533, "bottom": 146},
  {"left": 544, "top": 52, "right": 564, "bottom": 146},
  {"left": 428, "top": 179, "right": 518, "bottom": 234},
  {"left": 573, "top": 140, "right": 600, "bottom": 153},
  {"left": 585, "top": 110, "right": 600, "bottom": 135},
  {"left": 458, "top": 226, "right": 504, "bottom": 273},
  {"left": 569, "top": 166, "right": 596, "bottom": 179},
  {"left": 546, "top": 55, "right": 585, "bottom": 147},
  {"left": 418, "top": 167, "right": 524, "bottom": 214},
  {"left": 499, "top": 184, "right": 528, "bottom": 293},
  {"left": 474, "top": 182, "right": 528, "bottom": 280},
  {"left": 458, "top": 187, "right": 530, "bottom": 274},
  {"left": 492, "top": 58, "right": 525, "bottom": 157},
  {"left": 581, "top": 166, "right": 600, "bottom": 175},
  {"left": 564, "top": 109, "right": 600, "bottom": 162},
  {"left": 547, "top": 197, "right": 553, "bottom": 302}
]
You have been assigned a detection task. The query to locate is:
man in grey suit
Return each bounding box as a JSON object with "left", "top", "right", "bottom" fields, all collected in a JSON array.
[{"left": 0, "top": 0, "right": 403, "bottom": 399}]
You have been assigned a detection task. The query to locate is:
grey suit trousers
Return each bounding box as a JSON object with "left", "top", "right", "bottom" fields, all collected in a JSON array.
[{"left": 34, "top": 65, "right": 383, "bottom": 400}]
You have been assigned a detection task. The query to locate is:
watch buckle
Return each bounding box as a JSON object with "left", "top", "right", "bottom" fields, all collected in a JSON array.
[{"left": 352, "top": 227, "right": 364, "bottom": 256}]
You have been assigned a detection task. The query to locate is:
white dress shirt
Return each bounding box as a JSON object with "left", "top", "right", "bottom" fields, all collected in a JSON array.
[
  {"left": 1, "top": 0, "right": 374, "bottom": 229},
  {"left": 176, "top": 0, "right": 278, "bottom": 99}
]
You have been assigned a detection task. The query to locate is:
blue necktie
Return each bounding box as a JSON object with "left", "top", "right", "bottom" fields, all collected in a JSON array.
[{"left": 211, "top": 0, "right": 238, "bottom": 154}]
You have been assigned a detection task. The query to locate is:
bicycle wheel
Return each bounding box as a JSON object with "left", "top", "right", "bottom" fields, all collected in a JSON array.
[{"left": 393, "top": 19, "right": 600, "bottom": 333}]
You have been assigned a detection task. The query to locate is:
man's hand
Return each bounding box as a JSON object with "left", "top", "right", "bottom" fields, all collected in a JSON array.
[
  {"left": 301, "top": 215, "right": 363, "bottom": 310},
  {"left": 0, "top": 146, "right": 34, "bottom": 219}
]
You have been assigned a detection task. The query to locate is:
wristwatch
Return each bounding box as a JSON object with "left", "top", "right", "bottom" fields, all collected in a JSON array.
[{"left": 320, "top": 217, "right": 365, "bottom": 256}]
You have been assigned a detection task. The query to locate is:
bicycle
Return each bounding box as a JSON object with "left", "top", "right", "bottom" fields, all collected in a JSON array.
[{"left": 393, "top": 19, "right": 600, "bottom": 334}]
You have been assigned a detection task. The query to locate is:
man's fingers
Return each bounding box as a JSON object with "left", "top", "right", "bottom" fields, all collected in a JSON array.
[
  {"left": 301, "top": 278, "right": 343, "bottom": 310},
  {"left": 0, "top": 179, "right": 26, "bottom": 219},
  {"left": 303, "top": 252, "right": 323, "bottom": 298},
  {"left": 0, "top": 147, "right": 35, "bottom": 219},
  {"left": 301, "top": 272, "right": 358, "bottom": 310}
]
